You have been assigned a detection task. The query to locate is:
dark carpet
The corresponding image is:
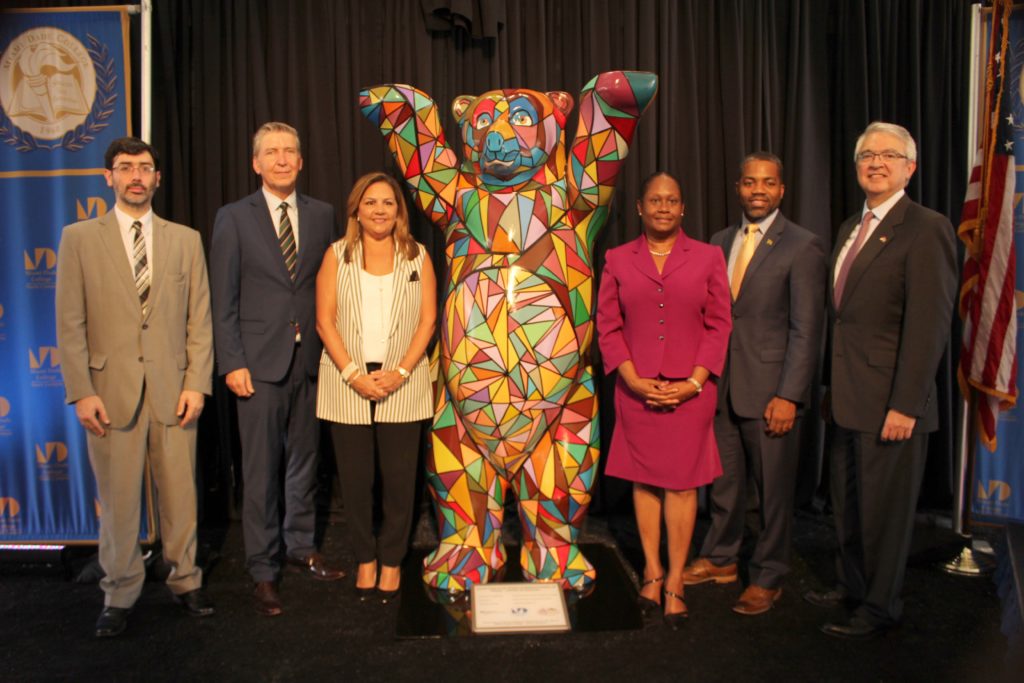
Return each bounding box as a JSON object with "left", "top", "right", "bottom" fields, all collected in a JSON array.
[{"left": 0, "top": 508, "right": 1014, "bottom": 683}]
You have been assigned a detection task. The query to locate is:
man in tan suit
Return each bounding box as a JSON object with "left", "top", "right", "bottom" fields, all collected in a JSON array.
[{"left": 56, "top": 137, "right": 215, "bottom": 637}]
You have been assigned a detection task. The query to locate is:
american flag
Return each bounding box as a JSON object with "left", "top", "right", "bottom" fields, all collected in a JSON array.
[{"left": 958, "top": 0, "right": 1019, "bottom": 451}]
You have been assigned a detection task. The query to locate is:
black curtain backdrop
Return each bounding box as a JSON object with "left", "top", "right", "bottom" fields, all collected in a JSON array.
[{"left": 24, "top": 0, "right": 973, "bottom": 516}]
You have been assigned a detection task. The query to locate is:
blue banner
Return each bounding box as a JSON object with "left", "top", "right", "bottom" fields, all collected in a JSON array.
[
  {"left": 972, "top": 10, "right": 1024, "bottom": 525},
  {"left": 0, "top": 8, "right": 154, "bottom": 543}
]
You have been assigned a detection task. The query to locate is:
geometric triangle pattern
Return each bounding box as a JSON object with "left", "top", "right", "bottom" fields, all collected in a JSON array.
[{"left": 360, "top": 71, "right": 658, "bottom": 593}]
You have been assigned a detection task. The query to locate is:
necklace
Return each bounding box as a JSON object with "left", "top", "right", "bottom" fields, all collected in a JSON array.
[{"left": 645, "top": 235, "right": 674, "bottom": 257}]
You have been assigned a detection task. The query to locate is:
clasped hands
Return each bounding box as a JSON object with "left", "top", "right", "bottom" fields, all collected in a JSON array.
[
  {"left": 627, "top": 376, "right": 698, "bottom": 410},
  {"left": 349, "top": 369, "right": 405, "bottom": 401}
]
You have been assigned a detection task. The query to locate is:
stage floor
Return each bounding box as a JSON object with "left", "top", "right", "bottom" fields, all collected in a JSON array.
[{"left": 0, "top": 510, "right": 1014, "bottom": 682}]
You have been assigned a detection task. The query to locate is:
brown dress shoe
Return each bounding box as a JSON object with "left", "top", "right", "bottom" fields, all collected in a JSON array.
[
  {"left": 732, "top": 584, "right": 782, "bottom": 616},
  {"left": 682, "top": 558, "right": 738, "bottom": 585},
  {"left": 253, "top": 581, "right": 283, "bottom": 616},
  {"left": 287, "top": 552, "right": 346, "bottom": 581}
]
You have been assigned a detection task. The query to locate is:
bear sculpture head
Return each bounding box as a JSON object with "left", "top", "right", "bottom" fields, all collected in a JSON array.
[{"left": 452, "top": 88, "right": 574, "bottom": 190}]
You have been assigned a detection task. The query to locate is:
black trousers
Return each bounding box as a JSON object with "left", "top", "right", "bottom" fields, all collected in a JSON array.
[
  {"left": 330, "top": 405, "right": 422, "bottom": 567},
  {"left": 701, "top": 403, "right": 801, "bottom": 589},
  {"left": 829, "top": 424, "right": 929, "bottom": 625}
]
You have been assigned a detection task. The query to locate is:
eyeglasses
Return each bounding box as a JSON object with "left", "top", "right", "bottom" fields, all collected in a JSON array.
[
  {"left": 855, "top": 150, "right": 908, "bottom": 164},
  {"left": 112, "top": 163, "right": 156, "bottom": 175}
]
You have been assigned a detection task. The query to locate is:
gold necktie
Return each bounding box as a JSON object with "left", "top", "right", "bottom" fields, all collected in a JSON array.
[{"left": 730, "top": 224, "right": 759, "bottom": 299}]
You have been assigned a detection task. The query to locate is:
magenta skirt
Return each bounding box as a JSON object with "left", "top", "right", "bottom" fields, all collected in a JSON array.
[{"left": 604, "top": 376, "right": 722, "bottom": 490}]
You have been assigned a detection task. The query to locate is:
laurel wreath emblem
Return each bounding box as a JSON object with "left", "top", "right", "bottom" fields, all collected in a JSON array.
[{"left": 0, "top": 33, "right": 118, "bottom": 152}]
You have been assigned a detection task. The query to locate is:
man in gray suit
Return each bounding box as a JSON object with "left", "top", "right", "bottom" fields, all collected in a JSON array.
[
  {"left": 684, "top": 152, "right": 826, "bottom": 616},
  {"left": 56, "top": 137, "right": 215, "bottom": 637},
  {"left": 806, "top": 122, "right": 957, "bottom": 639},
  {"left": 210, "top": 122, "right": 341, "bottom": 616}
]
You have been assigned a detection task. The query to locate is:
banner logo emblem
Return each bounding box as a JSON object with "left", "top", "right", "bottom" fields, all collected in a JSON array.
[
  {"left": 0, "top": 28, "right": 117, "bottom": 151},
  {"left": 0, "top": 496, "right": 21, "bottom": 535},
  {"left": 0, "top": 396, "right": 11, "bottom": 437},
  {"left": 28, "top": 346, "right": 59, "bottom": 369},
  {"left": 35, "top": 441, "right": 69, "bottom": 481},
  {"left": 76, "top": 196, "right": 107, "bottom": 220},
  {"left": 24, "top": 247, "right": 57, "bottom": 289},
  {"left": 35, "top": 441, "right": 68, "bottom": 464},
  {"left": 29, "top": 346, "right": 62, "bottom": 388},
  {"left": 977, "top": 479, "right": 1012, "bottom": 502}
]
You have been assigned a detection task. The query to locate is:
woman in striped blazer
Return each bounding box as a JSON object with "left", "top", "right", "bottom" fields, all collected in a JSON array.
[{"left": 315, "top": 172, "right": 437, "bottom": 601}]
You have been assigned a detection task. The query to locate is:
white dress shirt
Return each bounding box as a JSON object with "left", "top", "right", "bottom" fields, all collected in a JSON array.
[{"left": 833, "top": 189, "right": 905, "bottom": 286}]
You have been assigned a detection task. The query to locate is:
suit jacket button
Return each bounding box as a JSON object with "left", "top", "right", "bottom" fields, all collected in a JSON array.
[
  {"left": 659, "top": 303, "right": 664, "bottom": 308},
  {"left": 142, "top": 324, "right": 149, "bottom": 330},
  {"left": 658, "top": 335, "right": 665, "bottom": 341},
  {"left": 138, "top": 356, "right": 144, "bottom": 362},
  {"left": 657, "top": 287, "right": 663, "bottom": 293},
  {"left": 659, "top": 320, "right": 665, "bottom": 324}
]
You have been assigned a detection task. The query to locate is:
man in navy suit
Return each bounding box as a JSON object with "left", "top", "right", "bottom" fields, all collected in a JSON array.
[
  {"left": 210, "top": 122, "right": 342, "bottom": 616},
  {"left": 684, "top": 153, "right": 826, "bottom": 616},
  {"left": 805, "top": 122, "right": 957, "bottom": 638}
]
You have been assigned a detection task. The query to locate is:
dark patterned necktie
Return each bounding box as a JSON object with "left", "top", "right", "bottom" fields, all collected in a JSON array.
[
  {"left": 131, "top": 220, "right": 150, "bottom": 312},
  {"left": 833, "top": 211, "right": 874, "bottom": 307},
  {"left": 278, "top": 202, "right": 297, "bottom": 280}
]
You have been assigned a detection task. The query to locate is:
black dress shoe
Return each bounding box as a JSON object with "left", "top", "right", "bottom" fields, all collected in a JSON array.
[
  {"left": 253, "top": 581, "right": 283, "bottom": 616},
  {"left": 820, "top": 616, "right": 893, "bottom": 640},
  {"left": 376, "top": 586, "right": 400, "bottom": 604},
  {"left": 287, "top": 553, "right": 346, "bottom": 581},
  {"left": 95, "top": 606, "right": 130, "bottom": 638},
  {"left": 174, "top": 589, "right": 215, "bottom": 617},
  {"left": 803, "top": 588, "right": 849, "bottom": 609},
  {"left": 355, "top": 585, "right": 376, "bottom": 600}
]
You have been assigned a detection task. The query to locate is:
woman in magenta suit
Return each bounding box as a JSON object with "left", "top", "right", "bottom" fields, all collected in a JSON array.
[{"left": 597, "top": 172, "right": 732, "bottom": 627}]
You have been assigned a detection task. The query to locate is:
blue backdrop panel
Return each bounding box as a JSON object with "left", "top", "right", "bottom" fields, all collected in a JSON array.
[
  {"left": 0, "top": 8, "right": 153, "bottom": 543},
  {"left": 972, "top": 11, "right": 1024, "bottom": 525}
]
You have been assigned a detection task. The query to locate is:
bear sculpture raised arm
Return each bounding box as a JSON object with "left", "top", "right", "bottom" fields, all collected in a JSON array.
[{"left": 360, "top": 71, "right": 658, "bottom": 592}]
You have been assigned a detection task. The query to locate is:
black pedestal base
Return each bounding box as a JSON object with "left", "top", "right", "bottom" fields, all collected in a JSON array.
[{"left": 395, "top": 543, "right": 643, "bottom": 638}]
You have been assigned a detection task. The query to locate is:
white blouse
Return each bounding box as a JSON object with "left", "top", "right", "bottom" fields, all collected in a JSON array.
[{"left": 360, "top": 269, "right": 394, "bottom": 363}]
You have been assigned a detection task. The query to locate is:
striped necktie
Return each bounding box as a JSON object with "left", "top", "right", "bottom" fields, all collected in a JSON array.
[
  {"left": 278, "top": 202, "right": 297, "bottom": 280},
  {"left": 131, "top": 220, "right": 150, "bottom": 312}
]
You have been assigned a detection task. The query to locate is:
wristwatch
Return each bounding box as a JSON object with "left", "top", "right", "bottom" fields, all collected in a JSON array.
[{"left": 397, "top": 366, "right": 411, "bottom": 380}]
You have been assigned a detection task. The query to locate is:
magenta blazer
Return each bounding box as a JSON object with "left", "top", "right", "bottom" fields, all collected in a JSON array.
[{"left": 598, "top": 233, "right": 732, "bottom": 380}]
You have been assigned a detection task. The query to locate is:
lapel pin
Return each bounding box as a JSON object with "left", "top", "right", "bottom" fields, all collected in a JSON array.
[
  {"left": 766, "top": 239, "right": 774, "bottom": 246},
  {"left": 879, "top": 236, "right": 888, "bottom": 244}
]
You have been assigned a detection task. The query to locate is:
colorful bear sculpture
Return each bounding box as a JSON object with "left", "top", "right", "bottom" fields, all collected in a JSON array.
[{"left": 360, "top": 71, "right": 657, "bottom": 592}]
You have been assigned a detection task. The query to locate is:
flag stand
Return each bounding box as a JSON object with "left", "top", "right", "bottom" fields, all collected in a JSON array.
[{"left": 941, "top": 544, "right": 996, "bottom": 577}]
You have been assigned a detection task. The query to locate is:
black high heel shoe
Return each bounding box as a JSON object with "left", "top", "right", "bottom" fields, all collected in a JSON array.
[
  {"left": 376, "top": 586, "right": 400, "bottom": 603},
  {"left": 355, "top": 562, "right": 377, "bottom": 601},
  {"left": 663, "top": 589, "right": 689, "bottom": 630},
  {"left": 377, "top": 565, "right": 401, "bottom": 603},
  {"left": 637, "top": 576, "right": 664, "bottom": 616}
]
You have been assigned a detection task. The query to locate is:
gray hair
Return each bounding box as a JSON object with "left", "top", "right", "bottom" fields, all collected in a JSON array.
[
  {"left": 853, "top": 121, "right": 917, "bottom": 163},
  {"left": 252, "top": 122, "right": 302, "bottom": 157}
]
